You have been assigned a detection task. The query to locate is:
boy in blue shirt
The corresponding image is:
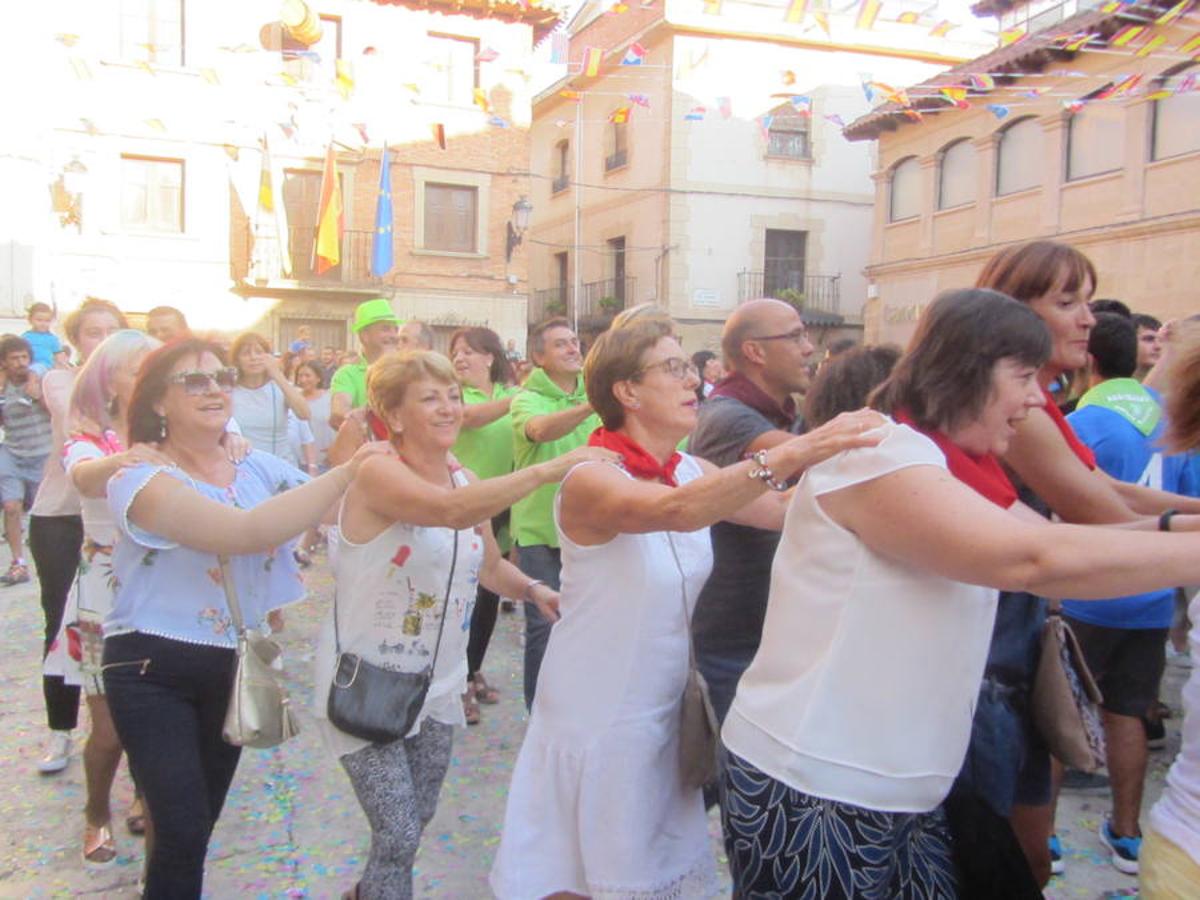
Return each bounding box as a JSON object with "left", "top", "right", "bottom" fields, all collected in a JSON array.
[
  {"left": 1056, "top": 313, "right": 1195, "bottom": 875},
  {"left": 22, "top": 303, "right": 67, "bottom": 370}
]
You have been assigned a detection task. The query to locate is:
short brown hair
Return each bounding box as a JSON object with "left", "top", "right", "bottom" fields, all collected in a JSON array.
[
  {"left": 63, "top": 298, "right": 128, "bottom": 348},
  {"left": 528, "top": 317, "right": 572, "bottom": 357},
  {"left": 872, "top": 289, "right": 1050, "bottom": 434},
  {"left": 583, "top": 319, "right": 666, "bottom": 429},
  {"left": 975, "top": 240, "right": 1097, "bottom": 304},
  {"left": 366, "top": 350, "right": 458, "bottom": 430},
  {"left": 230, "top": 332, "right": 271, "bottom": 376},
  {"left": 1167, "top": 326, "right": 1200, "bottom": 453},
  {"left": 127, "top": 338, "right": 229, "bottom": 444}
]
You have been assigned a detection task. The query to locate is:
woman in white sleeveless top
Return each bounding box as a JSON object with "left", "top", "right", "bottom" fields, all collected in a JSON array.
[
  {"left": 310, "top": 351, "right": 612, "bottom": 900},
  {"left": 490, "top": 319, "right": 885, "bottom": 899}
]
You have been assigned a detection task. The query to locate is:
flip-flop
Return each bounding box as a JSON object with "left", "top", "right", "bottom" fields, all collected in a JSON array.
[{"left": 472, "top": 674, "right": 501, "bottom": 705}]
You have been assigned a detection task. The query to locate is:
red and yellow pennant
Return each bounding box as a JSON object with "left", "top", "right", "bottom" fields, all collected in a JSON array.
[
  {"left": 999, "top": 26, "right": 1027, "bottom": 47},
  {"left": 1180, "top": 32, "right": 1200, "bottom": 55},
  {"left": 897, "top": 11, "right": 920, "bottom": 25},
  {"left": 609, "top": 106, "right": 630, "bottom": 123},
  {"left": 1157, "top": 0, "right": 1192, "bottom": 24},
  {"left": 1110, "top": 24, "right": 1146, "bottom": 47},
  {"left": 855, "top": 0, "right": 881, "bottom": 31},
  {"left": 785, "top": 0, "right": 807, "bottom": 24},
  {"left": 1135, "top": 35, "right": 1168, "bottom": 57},
  {"left": 582, "top": 47, "right": 603, "bottom": 77}
]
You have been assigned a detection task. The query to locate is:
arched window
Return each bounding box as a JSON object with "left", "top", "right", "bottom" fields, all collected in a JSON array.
[
  {"left": 889, "top": 156, "right": 920, "bottom": 222},
  {"left": 1152, "top": 64, "right": 1200, "bottom": 160},
  {"left": 1067, "top": 103, "right": 1123, "bottom": 180},
  {"left": 996, "top": 117, "right": 1042, "bottom": 196},
  {"left": 938, "top": 139, "right": 976, "bottom": 209}
]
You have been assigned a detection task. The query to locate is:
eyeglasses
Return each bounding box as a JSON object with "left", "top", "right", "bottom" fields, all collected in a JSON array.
[
  {"left": 749, "top": 328, "right": 810, "bottom": 345},
  {"left": 168, "top": 368, "right": 238, "bottom": 395},
  {"left": 637, "top": 358, "right": 699, "bottom": 381}
]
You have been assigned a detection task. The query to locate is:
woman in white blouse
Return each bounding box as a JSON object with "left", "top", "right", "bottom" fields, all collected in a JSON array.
[{"left": 721, "top": 290, "right": 1200, "bottom": 898}]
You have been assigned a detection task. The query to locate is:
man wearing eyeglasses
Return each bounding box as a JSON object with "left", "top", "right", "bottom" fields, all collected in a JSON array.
[
  {"left": 510, "top": 317, "right": 600, "bottom": 709},
  {"left": 687, "top": 298, "right": 815, "bottom": 725}
]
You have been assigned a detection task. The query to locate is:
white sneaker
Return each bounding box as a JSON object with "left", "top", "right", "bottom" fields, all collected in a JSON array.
[{"left": 37, "top": 730, "right": 71, "bottom": 774}]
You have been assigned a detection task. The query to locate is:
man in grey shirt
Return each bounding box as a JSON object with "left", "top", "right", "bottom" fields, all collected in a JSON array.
[
  {"left": 687, "top": 299, "right": 815, "bottom": 722},
  {"left": 0, "top": 335, "right": 52, "bottom": 585}
]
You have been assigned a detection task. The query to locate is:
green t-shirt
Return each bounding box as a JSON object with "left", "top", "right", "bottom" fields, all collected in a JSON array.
[
  {"left": 330, "top": 361, "right": 368, "bottom": 409},
  {"left": 454, "top": 383, "right": 518, "bottom": 482},
  {"left": 510, "top": 368, "right": 599, "bottom": 548}
]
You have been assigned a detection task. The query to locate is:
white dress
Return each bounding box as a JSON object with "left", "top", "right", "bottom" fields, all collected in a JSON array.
[{"left": 490, "top": 455, "right": 720, "bottom": 899}]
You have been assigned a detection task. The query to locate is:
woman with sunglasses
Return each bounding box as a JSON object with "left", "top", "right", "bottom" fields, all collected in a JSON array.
[
  {"left": 100, "top": 338, "right": 381, "bottom": 899},
  {"left": 491, "top": 318, "right": 884, "bottom": 899}
]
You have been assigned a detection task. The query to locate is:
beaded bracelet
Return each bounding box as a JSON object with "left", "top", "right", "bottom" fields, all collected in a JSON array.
[{"left": 747, "top": 449, "right": 789, "bottom": 492}]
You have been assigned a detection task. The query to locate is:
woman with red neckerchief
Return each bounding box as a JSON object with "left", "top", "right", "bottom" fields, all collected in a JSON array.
[
  {"left": 490, "top": 317, "right": 884, "bottom": 900},
  {"left": 964, "top": 241, "right": 1200, "bottom": 885}
]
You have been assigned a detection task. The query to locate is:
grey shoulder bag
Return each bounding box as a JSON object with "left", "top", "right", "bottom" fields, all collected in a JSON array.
[
  {"left": 220, "top": 555, "right": 301, "bottom": 749},
  {"left": 327, "top": 527, "right": 459, "bottom": 745}
]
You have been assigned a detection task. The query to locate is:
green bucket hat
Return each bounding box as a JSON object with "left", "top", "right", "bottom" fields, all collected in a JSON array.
[{"left": 352, "top": 298, "right": 401, "bottom": 333}]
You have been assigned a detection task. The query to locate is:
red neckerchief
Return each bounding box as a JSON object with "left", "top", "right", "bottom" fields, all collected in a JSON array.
[
  {"left": 366, "top": 409, "right": 389, "bottom": 440},
  {"left": 709, "top": 372, "right": 797, "bottom": 431},
  {"left": 63, "top": 429, "right": 124, "bottom": 460},
  {"left": 587, "top": 427, "right": 681, "bottom": 487},
  {"left": 1040, "top": 388, "right": 1096, "bottom": 470},
  {"left": 894, "top": 411, "right": 1018, "bottom": 509}
]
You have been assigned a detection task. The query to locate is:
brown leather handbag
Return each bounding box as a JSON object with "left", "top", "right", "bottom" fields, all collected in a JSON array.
[{"left": 1031, "top": 610, "right": 1106, "bottom": 772}]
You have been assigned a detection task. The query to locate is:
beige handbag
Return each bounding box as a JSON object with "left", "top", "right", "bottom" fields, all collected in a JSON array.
[
  {"left": 219, "top": 556, "right": 300, "bottom": 749},
  {"left": 1031, "top": 610, "right": 1105, "bottom": 772},
  {"left": 668, "top": 535, "right": 719, "bottom": 790}
]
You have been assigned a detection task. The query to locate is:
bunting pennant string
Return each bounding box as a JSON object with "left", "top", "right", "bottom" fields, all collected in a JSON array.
[
  {"left": 621, "top": 42, "right": 646, "bottom": 65},
  {"left": 855, "top": 0, "right": 881, "bottom": 31},
  {"left": 583, "top": 47, "right": 603, "bottom": 77},
  {"left": 785, "top": 0, "right": 807, "bottom": 25}
]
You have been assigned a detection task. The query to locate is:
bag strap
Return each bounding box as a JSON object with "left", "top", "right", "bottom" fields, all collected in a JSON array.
[
  {"left": 217, "top": 555, "right": 246, "bottom": 637},
  {"left": 665, "top": 532, "right": 697, "bottom": 670},
  {"left": 332, "top": 468, "right": 461, "bottom": 673}
]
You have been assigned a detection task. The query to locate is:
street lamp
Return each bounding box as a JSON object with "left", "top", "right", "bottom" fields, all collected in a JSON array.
[
  {"left": 505, "top": 196, "right": 533, "bottom": 263},
  {"left": 51, "top": 157, "right": 88, "bottom": 231}
]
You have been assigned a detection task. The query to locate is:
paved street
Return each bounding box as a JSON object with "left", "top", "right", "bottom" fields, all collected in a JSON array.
[{"left": 0, "top": 551, "right": 1187, "bottom": 898}]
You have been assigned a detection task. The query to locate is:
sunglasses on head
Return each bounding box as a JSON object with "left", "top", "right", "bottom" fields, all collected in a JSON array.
[{"left": 168, "top": 367, "right": 238, "bottom": 395}]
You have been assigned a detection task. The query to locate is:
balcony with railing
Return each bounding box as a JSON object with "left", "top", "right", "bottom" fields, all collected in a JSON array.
[
  {"left": 233, "top": 223, "right": 382, "bottom": 286},
  {"left": 530, "top": 286, "right": 571, "bottom": 324},
  {"left": 737, "top": 271, "right": 842, "bottom": 322},
  {"left": 578, "top": 277, "right": 635, "bottom": 319}
]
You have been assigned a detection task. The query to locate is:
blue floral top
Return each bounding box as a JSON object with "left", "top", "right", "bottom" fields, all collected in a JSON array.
[{"left": 105, "top": 451, "right": 309, "bottom": 647}]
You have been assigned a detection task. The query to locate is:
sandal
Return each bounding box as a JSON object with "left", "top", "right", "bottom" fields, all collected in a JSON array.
[
  {"left": 472, "top": 673, "right": 500, "bottom": 705},
  {"left": 461, "top": 688, "right": 481, "bottom": 725},
  {"left": 126, "top": 796, "right": 147, "bottom": 835},
  {"left": 83, "top": 821, "right": 117, "bottom": 868}
]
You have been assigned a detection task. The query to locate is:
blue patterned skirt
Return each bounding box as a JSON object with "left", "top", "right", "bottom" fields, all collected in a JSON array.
[{"left": 722, "top": 752, "right": 959, "bottom": 900}]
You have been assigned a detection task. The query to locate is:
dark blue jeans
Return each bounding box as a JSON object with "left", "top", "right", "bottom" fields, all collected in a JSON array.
[
  {"left": 516, "top": 544, "right": 561, "bottom": 710},
  {"left": 103, "top": 632, "right": 241, "bottom": 899},
  {"left": 696, "top": 645, "right": 757, "bottom": 726}
]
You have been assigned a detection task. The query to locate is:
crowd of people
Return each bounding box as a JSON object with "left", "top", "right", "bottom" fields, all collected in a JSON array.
[{"left": 9, "top": 239, "right": 1200, "bottom": 899}]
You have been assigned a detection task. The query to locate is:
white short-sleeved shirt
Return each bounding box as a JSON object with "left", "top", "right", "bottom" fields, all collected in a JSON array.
[
  {"left": 723, "top": 421, "right": 999, "bottom": 813},
  {"left": 105, "top": 451, "right": 308, "bottom": 647}
]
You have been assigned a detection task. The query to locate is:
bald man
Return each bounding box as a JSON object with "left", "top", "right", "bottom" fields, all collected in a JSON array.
[{"left": 686, "top": 299, "right": 815, "bottom": 723}]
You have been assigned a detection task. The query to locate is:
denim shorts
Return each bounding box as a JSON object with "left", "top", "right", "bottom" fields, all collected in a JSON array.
[{"left": 0, "top": 446, "right": 46, "bottom": 504}]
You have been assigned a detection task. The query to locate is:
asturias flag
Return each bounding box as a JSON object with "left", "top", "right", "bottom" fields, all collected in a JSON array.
[
  {"left": 314, "top": 143, "right": 343, "bottom": 275},
  {"left": 371, "top": 145, "right": 394, "bottom": 278}
]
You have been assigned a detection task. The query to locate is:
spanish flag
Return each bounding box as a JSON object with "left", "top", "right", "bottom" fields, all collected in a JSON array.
[
  {"left": 1110, "top": 24, "right": 1146, "bottom": 47},
  {"left": 609, "top": 106, "right": 630, "bottom": 123},
  {"left": 313, "top": 144, "right": 343, "bottom": 275},
  {"left": 1136, "top": 35, "right": 1167, "bottom": 57},
  {"left": 785, "top": 0, "right": 807, "bottom": 24}
]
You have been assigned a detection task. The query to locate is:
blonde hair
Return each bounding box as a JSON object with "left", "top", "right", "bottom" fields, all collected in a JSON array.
[{"left": 366, "top": 350, "right": 458, "bottom": 430}]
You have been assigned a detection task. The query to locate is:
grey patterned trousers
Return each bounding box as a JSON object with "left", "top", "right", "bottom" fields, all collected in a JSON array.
[{"left": 340, "top": 719, "right": 454, "bottom": 899}]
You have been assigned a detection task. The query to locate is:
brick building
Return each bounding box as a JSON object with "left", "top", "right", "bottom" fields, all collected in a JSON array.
[{"left": 5, "top": 0, "right": 558, "bottom": 353}]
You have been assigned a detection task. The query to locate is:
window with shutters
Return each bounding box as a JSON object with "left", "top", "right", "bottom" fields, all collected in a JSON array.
[
  {"left": 424, "top": 183, "right": 477, "bottom": 253},
  {"left": 938, "top": 139, "right": 976, "bottom": 209},
  {"left": 996, "top": 117, "right": 1042, "bottom": 196},
  {"left": 889, "top": 157, "right": 920, "bottom": 221}
]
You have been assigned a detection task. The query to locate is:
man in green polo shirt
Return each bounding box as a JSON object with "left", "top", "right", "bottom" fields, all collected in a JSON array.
[
  {"left": 329, "top": 298, "right": 400, "bottom": 430},
  {"left": 511, "top": 317, "right": 600, "bottom": 709}
]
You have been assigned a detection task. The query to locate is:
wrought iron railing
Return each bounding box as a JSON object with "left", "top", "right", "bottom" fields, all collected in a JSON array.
[
  {"left": 234, "top": 223, "right": 382, "bottom": 284},
  {"left": 736, "top": 271, "right": 841, "bottom": 315},
  {"left": 578, "top": 277, "right": 635, "bottom": 319},
  {"left": 530, "top": 286, "right": 571, "bottom": 324}
]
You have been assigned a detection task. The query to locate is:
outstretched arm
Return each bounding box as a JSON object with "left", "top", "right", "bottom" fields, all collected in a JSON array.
[{"left": 820, "top": 464, "right": 1200, "bottom": 600}]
